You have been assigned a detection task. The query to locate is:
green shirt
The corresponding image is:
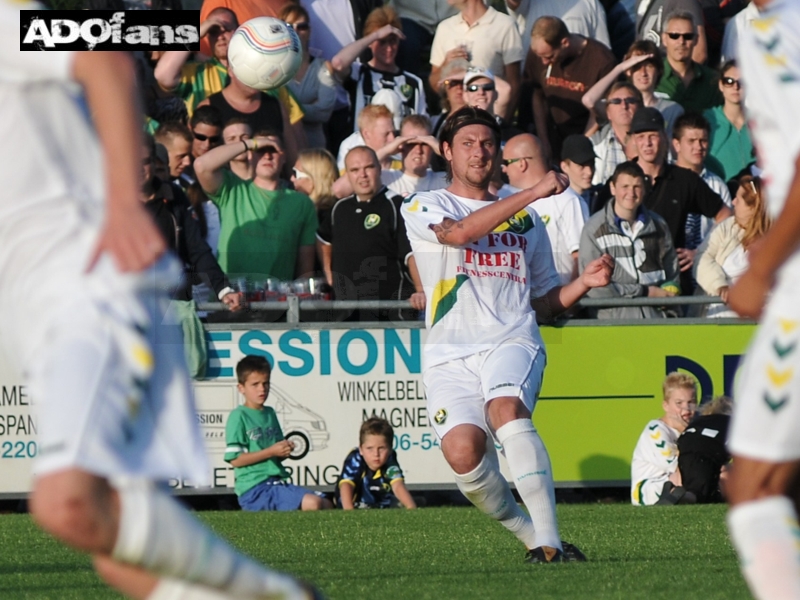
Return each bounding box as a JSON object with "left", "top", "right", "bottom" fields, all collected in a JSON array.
[
  {"left": 656, "top": 60, "right": 723, "bottom": 113},
  {"left": 209, "top": 170, "right": 318, "bottom": 282},
  {"left": 225, "top": 404, "right": 290, "bottom": 496},
  {"left": 703, "top": 105, "right": 755, "bottom": 182}
]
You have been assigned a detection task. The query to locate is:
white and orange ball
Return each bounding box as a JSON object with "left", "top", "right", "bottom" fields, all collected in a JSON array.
[{"left": 227, "top": 17, "right": 302, "bottom": 91}]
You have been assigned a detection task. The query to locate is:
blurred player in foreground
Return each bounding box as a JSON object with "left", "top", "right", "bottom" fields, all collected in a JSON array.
[
  {"left": 725, "top": 0, "right": 800, "bottom": 598},
  {"left": 401, "top": 106, "right": 613, "bottom": 563},
  {"left": 2, "top": 8, "right": 317, "bottom": 600}
]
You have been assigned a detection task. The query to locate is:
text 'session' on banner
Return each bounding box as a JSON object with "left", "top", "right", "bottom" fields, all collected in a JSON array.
[{"left": 20, "top": 10, "right": 200, "bottom": 51}]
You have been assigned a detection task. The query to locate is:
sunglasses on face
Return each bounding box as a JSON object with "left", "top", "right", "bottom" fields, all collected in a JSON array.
[
  {"left": 292, "top": 167, "right": 310, "bottom": 179},
  {"left": 466, "top": 82, "right": 495, "bottom": 93},
  {"left": 287, "top": 21, "right": 310, "bottom": 32},
  {"left": 444, "top": 79, "right": 464, "bottom": 89},
  {"left": 501, "top": 156, "right": 531, "bottom": 167},
  {"left": 666, "top": 32, "right": 695, "bottom": 41},
  {"left": 606, "top": 97, "right": 640, "bottom": 107},
  {"left": 193, "top": 132, "right": 222, "bottom": 144},
  {"left": 207, "top": 25, "right": 234, "bottom": 36},
  {"left": 722, "top": 76, "right": 742, "bottom": 88}
]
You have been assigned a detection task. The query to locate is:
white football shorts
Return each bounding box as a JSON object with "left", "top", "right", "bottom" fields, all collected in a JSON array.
[
  {"left": 423, "top": 339, "right": 546, "bottom": 440},
  {"left": 27, "top": 258, "right": 210, "bottom": 485},
  {"left": 729, "top": 271, "right": 800, "bottom": 462}
]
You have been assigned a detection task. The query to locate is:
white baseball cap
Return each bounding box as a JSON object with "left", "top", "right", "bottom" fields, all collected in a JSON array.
[
  {"left": 463, "top": 67, "right": 495, "bottom": 87},
  {"left": 371, "top": 88, "right": 404, "bottom": 130}
]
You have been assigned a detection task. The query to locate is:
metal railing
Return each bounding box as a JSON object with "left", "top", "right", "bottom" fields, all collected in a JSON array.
[{"left": 197, "top": 295, "right": 729, "bottom": 324}]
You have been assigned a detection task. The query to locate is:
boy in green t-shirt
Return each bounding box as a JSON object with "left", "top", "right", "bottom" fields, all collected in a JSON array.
[{"left": 225, "top": 356, "right": 332, "bottom": 511}]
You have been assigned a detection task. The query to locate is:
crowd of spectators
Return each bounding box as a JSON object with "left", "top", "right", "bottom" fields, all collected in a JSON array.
[{"left": 123, "top": 0, "right": 765, "bottom": 322}]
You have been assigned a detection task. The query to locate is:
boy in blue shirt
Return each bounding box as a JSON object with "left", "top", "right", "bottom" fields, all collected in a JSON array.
[
  {"left": 335, "top": 417, "right": 417, "bottom": 509},
  {"left": 225, "top": 355, "right": 332, "bottom": 511}
]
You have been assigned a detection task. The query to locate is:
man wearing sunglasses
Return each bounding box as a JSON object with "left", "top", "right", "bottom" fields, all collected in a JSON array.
[
  {"left": 195, "top": 131, "right": 318, "bottom": 285},
  {"left": 656, "top": 11, "right": 723, "bottom": 113}
]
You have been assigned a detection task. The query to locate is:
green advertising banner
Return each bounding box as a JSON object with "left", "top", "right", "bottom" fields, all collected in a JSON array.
[{"left": 537, "top": 322, "right": 756, "bottom": 484}]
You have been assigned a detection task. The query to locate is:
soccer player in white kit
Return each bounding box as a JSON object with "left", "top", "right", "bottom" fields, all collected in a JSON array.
[
  {"left": 725, "top": 1, "right": 800, "bottom": 598},
  {"left": 3, "top": 6, "right": 317, "bottom": 600},
  {"left": 401, "top": 106, "right": 613, "bottom": 562}
]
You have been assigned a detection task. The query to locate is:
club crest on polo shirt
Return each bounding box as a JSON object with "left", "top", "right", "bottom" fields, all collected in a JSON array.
[
  {"left": 364, "top": 214, "right": 380, "bottom": 229},
  {"left": 434, "top": 409, "right": 447, "bottom": 425},
  {"left": 400, "top": 83, "right": 413, "bottom": 100}
]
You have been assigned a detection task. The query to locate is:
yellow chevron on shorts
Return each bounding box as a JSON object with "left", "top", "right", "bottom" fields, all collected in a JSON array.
[
  {"left": 752, "top": 16, "right": 778, "bottom": 32},
  {"left": 767, "top": 365, "right": 793, "bottom": 387},
  {"left": 779, "top": 319, "right": 799, "bottom": 334},
  {"left": 133, "top": 344, "right": 154, "bottom": 372}
]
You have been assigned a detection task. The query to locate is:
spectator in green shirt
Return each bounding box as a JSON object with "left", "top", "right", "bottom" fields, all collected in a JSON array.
[
  {"left": 655, "top": 11, "right": 723, "bottom": 113},
  {"left": 703, "top": 60, "right": 755, "bottom": 183},
  {"left": 194, "top": 130, "right": 317, "bottom": 283}
]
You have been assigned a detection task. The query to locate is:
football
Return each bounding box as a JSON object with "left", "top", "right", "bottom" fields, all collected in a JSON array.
[{"left": 227, "top": 17, "right": 302, "bottom": 91}]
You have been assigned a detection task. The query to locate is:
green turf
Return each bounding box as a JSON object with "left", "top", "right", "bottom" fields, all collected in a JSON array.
[{"left": 0, "top": 504, "right": 748, "bottom": 599}]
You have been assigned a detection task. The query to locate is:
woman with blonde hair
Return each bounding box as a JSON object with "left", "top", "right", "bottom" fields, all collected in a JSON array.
[
  {"left": 695, "top": 176, "right": 771, "bottom": 318},
  {"left": 291, "top": 148, "right": 338, "bottom": 214}
]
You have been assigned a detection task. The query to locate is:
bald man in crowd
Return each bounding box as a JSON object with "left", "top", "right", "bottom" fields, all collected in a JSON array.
[{"left": 502, "top": 134, "right": 586, "bottom": 283}]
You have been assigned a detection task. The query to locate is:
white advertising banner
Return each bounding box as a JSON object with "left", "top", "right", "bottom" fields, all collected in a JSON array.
[{"left": 0, "top": 327, "right": 456, "bottom": 496}]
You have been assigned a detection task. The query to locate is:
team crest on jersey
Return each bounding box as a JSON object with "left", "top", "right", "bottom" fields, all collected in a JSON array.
[
  {"left": 494, "top": 209, "right": 534, "bottom": 234},
  {"left": 434, "top": 409, "right": 447, "bottom": 425},
  {"left": 399, "top": 84, "right": 413, "bottom": 100},
  {"left": 364, "top": 214, "right": 381, "bottom": 229},
  {"left": 541, "top": 214, "right": 551, "bottom": 226}
]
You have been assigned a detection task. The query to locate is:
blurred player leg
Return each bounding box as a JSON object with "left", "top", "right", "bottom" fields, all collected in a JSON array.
[{"left": 727, "top": 458, "right": 800, "bottom": 600}]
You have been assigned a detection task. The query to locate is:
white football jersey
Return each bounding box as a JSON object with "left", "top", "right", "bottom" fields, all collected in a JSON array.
[
  {"left": 739, "top": 0, "right": 800, "bottom": 221},
  {"left": 631, "top": 419, "right": 680, "bottom": 506},
  {"left": 401, "top": 189, "right": 561, "bottom": 369},
  {"left": 530, "top": 189, "right": 586, "bottom": 285}
]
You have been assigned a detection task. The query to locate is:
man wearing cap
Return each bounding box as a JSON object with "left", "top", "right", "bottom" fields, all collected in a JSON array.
[
  {"left": 461, "top": 67, "right": 520, "bottom": 141},
  {"left": 560, "top": 134, "right": 602, "bottom": 215},
  {"left": 502, "top": 133, "right": 587, "bottom": 284},
  {"left": 524, "top": 16, "right": 616, "bottom": 161},
  {"left": 628, "top": 106, "right": 730, "bottom": 291}
]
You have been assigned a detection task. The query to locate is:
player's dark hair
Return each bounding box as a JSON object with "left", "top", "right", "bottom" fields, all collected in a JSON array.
[
  {"left": 672, "top": 111, "right": 710, "bottom": 140},
  {"left": 359, "top": 417, "right": 394, "bottom": 447},
  {"left": 236, "top": 355, "right": 272, "bottom": 384},
  {"left": 190, "top": 105, "right": 223, "bottom": 130},
  {"left": 610, "top": 160, "right": 646, "bottom": 185},
  {"left": 438, "top": 106, "right": 500, "bottom": 184}
]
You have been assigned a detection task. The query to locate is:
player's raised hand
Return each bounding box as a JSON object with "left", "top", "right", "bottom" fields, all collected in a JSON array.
[
  {"left": 580, "top": 254, "right": 614, "bottom": 288},
  {"left": 88, "top": 200, "right": 166, "bottom": 273},
  {"left": 728, "top": 268, "right": 772, "bottom": 319},
  {"left": 530, "top": 171, "right": 569, "bottom": 201}
]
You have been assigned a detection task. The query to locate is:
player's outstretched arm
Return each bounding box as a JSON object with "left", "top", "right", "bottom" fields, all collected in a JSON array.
[
  {"left": 430, "top": 171, "right": 569, "bottom": 247},
  {"left": 74, "top": 52, "right": 166, "bottom": 273},
  {"left": 729, "top": 154, "right": 800, "bottom": 318},
  {"left": 536, "top": 254, "right": 614, "bottom": 319}
]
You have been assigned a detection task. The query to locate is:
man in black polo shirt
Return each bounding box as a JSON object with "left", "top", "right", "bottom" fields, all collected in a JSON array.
[
  {"left": 317, "top": 146, "right": 424, "bottom": 321},
  {"left": 629, "top": 107, "right": 731, "bottom": 293}
]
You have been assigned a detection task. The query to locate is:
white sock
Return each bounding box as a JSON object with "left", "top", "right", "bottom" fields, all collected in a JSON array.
[
  {"left": 112, "top": 480, "right": 305, "bottom": 600},
  {"left": 728, "top": 496, "right": 800, "bottom": 600},
  {"left": 453, "top": 446, "right": 537, "bottom": 548},
  {"left": 148, "top": 579, "right": 239, "bottom": 600},
  {"left": 496, "top": 419, "right": 561, "bottom": 551}
]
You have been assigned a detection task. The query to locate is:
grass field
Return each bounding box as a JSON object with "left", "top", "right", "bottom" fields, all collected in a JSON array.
[{"left": 0, "top": 504, "right": 749, "bottom": 600}]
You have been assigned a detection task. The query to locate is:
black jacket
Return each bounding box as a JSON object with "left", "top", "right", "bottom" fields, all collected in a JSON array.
[{"left": 144, "top": 179, "right": 229, "bottom": 302}]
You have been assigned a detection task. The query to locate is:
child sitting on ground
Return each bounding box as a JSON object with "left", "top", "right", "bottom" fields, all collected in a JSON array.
[
  {"left": 225, "top": 355, "right": 332, "bottom": 511},
  {"left": 631, "top": 372, "right": 698, "bottom": 506},
  {"left": 335, "top": 417, "right": 417, "bottom": 509}
]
